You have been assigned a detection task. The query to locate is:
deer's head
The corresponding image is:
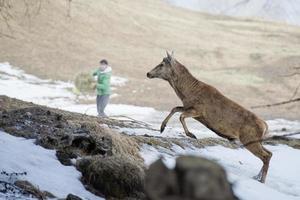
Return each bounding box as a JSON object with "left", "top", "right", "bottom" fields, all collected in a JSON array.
[{"left": 147, "top": 51, "right": 176, "bottom": 80}]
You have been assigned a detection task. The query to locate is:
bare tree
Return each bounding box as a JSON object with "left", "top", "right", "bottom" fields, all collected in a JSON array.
[{"left": 0, "top": 0, "right": 71, "bottom": 38}]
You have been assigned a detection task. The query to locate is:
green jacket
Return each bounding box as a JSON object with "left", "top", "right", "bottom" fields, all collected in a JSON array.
[{"left": 92, "top": 67, "right": 112, "bottom": 95}]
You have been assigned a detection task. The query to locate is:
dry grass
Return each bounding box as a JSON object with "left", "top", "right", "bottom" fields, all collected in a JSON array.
[{"left": 0, "top": 0, "right": 300, "bottom": 119}]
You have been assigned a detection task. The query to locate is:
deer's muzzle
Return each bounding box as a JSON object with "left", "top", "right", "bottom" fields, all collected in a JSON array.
[{"left": 147, "top": 72, "right": 155, "bottom": 79}]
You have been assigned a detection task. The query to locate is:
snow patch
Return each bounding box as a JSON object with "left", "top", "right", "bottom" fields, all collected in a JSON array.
[{"left": 0, "top": 131, "right": 104, "bottom": 200}]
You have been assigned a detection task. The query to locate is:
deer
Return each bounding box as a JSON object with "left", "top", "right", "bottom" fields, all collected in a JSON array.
[{"left": 146, "top": 51, "right": 272, "bottom": 183}]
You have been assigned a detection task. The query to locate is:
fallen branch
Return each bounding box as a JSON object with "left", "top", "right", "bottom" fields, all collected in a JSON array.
[
  {"left": 242, "top": 131, "right": 300, "bottom": 147},
  {"left": 251, "top": 98, "right": 300, "bottom": 109}
]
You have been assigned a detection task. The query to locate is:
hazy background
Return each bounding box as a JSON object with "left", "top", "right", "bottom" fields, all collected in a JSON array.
[{"left": 0, "top": 0, "right": 299, "bottom": 119}]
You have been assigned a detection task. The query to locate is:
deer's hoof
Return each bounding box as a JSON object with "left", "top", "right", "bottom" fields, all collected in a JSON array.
[
  {"left": 253, "top": 174, "right": 265, "bottom": 183},
  {"left": 160, "top": 124, "right": 166, "bottom": 133},
  {"left": 187, "top": 132, "right": 197, "bottom": 139}
]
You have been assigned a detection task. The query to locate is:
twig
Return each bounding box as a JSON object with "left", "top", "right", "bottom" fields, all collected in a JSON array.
[
  {"left": 242, "top": 131, "right": 300, "bottom": 147},
  {"left": 251, "top": 98, "right": 300, "bottom": 109},
  {"left": 290, "top": 82, "right": 300, "bottom": 100},
  {"left": 281, "top": 72, "right": 300, "bottom": 77}
]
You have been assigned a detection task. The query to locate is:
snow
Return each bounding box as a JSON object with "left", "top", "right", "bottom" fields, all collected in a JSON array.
[
  {"left": 0, "top": 62, "right": 127, "bottom": 108},
  {"left": 267, "top": 119, "right": 300, "bottom": 139},
  {"left": 167, "top": 0, "right": 300, "bottom": 26},
  {"left": 0, "top": 62, "right": 75, "bottom": 108},
  {"left": 1, "top": 62, "right": 300, "bottom": 199},
  {"left": 0, "top": 131, "right": 104, "bottom": 200},
  {"left": 141, "top": 144, "right": 300, "bottom": 200},
  {"left": 111, "top": 76, "right": 128, "bottom": 87}
]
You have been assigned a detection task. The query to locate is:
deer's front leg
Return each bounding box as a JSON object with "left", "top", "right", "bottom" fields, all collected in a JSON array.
[
  {"left": 160, "top": 106, "right": 185, "bottom": 133},
  {"left": 179, "top": 108, "right": 199, "bottom": 139}
]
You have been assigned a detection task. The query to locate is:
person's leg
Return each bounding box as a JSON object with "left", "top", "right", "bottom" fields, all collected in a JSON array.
[
  {"left": 98, "top": 95, "right": 110, "bottom": 117},
  {"left": 96, "top": 95, "right": 101, "bottom": 116}
]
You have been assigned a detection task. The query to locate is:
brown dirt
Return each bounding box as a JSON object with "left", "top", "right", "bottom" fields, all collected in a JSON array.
[{"left": 0, "top": 0, "right": 300, "bottom": 120}]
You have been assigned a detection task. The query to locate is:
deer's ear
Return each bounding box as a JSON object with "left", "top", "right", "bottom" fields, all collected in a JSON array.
[
  {"left": 166, "top": 50, "right": 171, "bottom": 59},
  {"left": 166, "top": 50, "right": 173, "bottom": 60},
  {"left": 166, "top": 50, "right": 174, "bottom": 60},
  {"left": 166, "top": 50, "right": 175, "bottom": 66}
]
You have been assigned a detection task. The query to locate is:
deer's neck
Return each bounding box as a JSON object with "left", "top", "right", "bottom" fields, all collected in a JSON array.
[{"left": 168, "top": 66, "right": 204, "bottom": 103}]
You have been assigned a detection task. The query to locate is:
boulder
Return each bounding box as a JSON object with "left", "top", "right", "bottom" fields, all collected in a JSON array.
[
  {"left": 77, "top": 155, "right": 145, "bottom": 199},
  {"left": 145, "top": 156, "right": 238, "bottom": 200}
]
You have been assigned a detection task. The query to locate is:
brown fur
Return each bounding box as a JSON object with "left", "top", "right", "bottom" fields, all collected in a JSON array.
[{"left": 147, "top": 52, "right": 272, "bottom": 183}]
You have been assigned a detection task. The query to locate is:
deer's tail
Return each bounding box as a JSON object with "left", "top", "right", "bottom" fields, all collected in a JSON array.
[{"left": 262, "top": 120, "right": 269, "bottom": 139}]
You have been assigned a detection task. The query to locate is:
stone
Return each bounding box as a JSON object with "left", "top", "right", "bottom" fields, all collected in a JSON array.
[
  {"left": 77, "top": 155, "right": 145, "bottom": 199},
  {"left": 145, "top": 156, "right": 238, "bottom": 200}
]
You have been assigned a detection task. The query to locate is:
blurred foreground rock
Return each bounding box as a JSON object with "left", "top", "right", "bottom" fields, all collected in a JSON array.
[{"left": 145, "top": 156, "right": 238, "bottom": 200}]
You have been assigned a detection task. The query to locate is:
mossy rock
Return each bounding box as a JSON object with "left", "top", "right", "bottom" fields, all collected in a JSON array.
[{"left": 77, "top": 155, "right": 145, "bottom": 199}]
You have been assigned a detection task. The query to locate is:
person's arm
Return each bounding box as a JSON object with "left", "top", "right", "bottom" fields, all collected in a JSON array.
[
  {"left": 92, "top": 69, "right": 98, "bottom": 76},
  {"left": 96, "top": 74, "right": 110, "bottom": 90}
]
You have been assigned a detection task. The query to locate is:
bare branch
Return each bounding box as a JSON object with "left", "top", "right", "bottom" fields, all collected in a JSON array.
[
  {"left": 0, "top": 0, "right": 56, "bottom": 38},
  {"left": 66, "top": 0, "right": 72, "bottom": 17},
  {"left": 281, "top": 72, "right": 300, "bottom": 77},
  {"left": 242, "top": 131, "right": 300, "bottom": 147},
  {"left": 251, "top": 98, "right": 300, "bottom": 109},
  {"left": 290, "top": 82, "right": 300, "bottom": 100}
]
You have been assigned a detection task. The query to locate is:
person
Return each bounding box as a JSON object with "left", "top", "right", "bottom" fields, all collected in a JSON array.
[{"left": 92, "top": 59, "right": 112, "bottom": 117}]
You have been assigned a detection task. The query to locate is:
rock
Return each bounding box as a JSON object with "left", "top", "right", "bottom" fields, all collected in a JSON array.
[
  {"left": 175, "top": 156, "right": 236, "bottom": 200},
  {"left": 145, "top": 156, "right": 238, "bottom": 200},
  {"left": 145, "top": 159, "right": 179, "bottom": 200},
  {"left": 56, "top": 148, "right": 78, "bottom": 166},
  {"left": 66, "top": 194, "right": 83, "bottom": 200},
  {"left": 77, "top": 155, "right": 145, "bottom": 199}
]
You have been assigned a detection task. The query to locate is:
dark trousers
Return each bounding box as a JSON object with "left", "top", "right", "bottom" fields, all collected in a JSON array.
[{"left": 96, "top": 95, "right": 110, "bottom": 117}]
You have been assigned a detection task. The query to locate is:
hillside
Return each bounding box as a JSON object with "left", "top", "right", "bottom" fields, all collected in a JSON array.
[
  {"left": 168, "top": 0, "right": 300, "bottom": 26},
  {"left": 0, "top": 0, "right": 300, "bottom": 119}
]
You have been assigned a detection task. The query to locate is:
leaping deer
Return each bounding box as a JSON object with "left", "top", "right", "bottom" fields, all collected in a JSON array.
[{"left": 146, "top": 52, "right": 272, "bottom": 183}]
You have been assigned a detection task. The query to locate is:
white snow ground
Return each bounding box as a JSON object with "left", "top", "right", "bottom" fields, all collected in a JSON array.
[
  {"left": 0, "top": 131, "right": 104, "bottom": 200},
  {"left": 167, "top": 0, "right": 300, "bottom": 26},
  {"left": 1, "top": 62, "right": 300, "bottom": 200}
]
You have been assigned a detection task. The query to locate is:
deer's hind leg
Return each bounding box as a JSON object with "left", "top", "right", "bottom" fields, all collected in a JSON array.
[
  {"left": 179, "top": 108, "right": 199, "bottom": 139},
  {"left": 241, "top": 140, "right": 272, "bottom": 183}
]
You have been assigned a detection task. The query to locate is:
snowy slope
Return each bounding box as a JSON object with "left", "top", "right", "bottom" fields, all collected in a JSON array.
[
  {"left": 167, "top": 0, "right": 300, "bottom": 26},
  {"left": 1, "top": 62, "right": 300, "bottom": 199},
  {"left": 0, "top": 131, "right": 104, "bottom": 200}
]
